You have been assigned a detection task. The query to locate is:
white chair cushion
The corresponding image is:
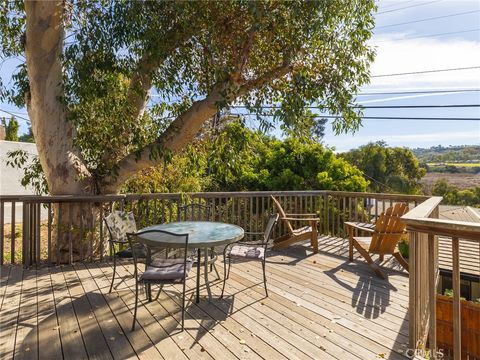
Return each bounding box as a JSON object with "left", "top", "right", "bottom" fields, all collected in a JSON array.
[{"left": 229, "top": 244, "right": 265, "bottom": 260}]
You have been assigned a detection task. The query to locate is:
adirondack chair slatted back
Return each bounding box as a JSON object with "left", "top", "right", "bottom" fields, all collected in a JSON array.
[
  {"left": 369, "top": 203, "right": 409, "bottom": 254},
  {"left": 270, "top": 196, "right": 294, "bottom": 235}
]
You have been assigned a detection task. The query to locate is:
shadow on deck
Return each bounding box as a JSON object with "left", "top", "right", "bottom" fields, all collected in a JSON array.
[{"left": 0, "top": 236, "right": 410, "bottom": 360}]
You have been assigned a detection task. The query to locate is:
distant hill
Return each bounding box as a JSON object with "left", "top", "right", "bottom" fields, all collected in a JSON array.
[{"left": 412, "top": 145, "right": 480, "bottom": 163}]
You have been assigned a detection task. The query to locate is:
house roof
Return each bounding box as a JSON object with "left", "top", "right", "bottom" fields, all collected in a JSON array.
[{"left": 438, "top": 205, "right": 480, "bottom": 277}]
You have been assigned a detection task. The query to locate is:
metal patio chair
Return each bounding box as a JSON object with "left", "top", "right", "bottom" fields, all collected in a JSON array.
[
  {"left": 127, "top": 229, "right": 192, "bottom": 331},
  {"left": 221, "top": 213, "right": 279, "bottom": 298},
  {"left": 104, "top": 210, "right": 144, "bottom": 293}
]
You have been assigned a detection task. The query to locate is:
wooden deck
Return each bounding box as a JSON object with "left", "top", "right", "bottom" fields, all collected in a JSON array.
[{"left": 0, "top": 236, "right": 410, "bottom": 360}]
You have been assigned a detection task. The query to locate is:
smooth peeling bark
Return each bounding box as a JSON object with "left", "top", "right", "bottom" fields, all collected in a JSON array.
[
  {"left": 24, "top": 1, "right": 90, "bottom": 196},
  {"left": 24, "top": 1, "right": 94, "bottom": 263}
]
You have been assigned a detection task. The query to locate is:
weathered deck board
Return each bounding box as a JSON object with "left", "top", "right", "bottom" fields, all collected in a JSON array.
[{"left": 0, "top": 238, "right": 410, "bottom": 360}]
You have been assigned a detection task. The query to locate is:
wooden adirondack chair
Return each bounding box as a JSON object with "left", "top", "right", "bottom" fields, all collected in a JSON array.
[
  {"left": 344, "top": 202, "right": 409, "bottom": 279},
  {"left": 270, "top": 196, "right": 320, "bottom": 253}
]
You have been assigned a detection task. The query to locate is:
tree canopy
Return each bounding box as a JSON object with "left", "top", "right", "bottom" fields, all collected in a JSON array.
[
  {"left": 124, "top": 121, "right": 368, "bottom": 194},
  {"left": 1, "top": 0, "right": 375, "bottom": 195},
  {"left": 1, "top": 117, "right": 19, "bottom": 141},
  {"left": 342, "top": 141, "right": 426, "bottom": 194}
]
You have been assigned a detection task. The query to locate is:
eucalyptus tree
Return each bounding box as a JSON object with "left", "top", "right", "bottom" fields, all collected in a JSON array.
[{"left": 1, "top": 0, "right": 375, "bottom": 260}]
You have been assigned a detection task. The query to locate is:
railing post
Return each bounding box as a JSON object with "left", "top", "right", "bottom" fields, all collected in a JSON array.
[
  {"left": 22, "top": 201, "right": 30, "bottom": 268},
  {"left": 427, "top": 233, "right": 437, "bottom": 354}
]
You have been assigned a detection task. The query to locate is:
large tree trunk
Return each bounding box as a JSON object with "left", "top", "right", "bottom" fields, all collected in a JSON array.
[
  {"left": 24, "top": 1, "right": 91, "bottom": 196},
  {"left": 24, "top": 2, "right": 94, "bottom": 262}
]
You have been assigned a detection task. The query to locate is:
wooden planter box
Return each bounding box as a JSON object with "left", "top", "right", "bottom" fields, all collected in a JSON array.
[{"left": 436, "top": 294, "right": 480, "bottom": 359}]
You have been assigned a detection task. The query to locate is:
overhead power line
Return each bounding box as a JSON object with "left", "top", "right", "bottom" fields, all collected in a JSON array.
[
  {"left": 0, "top": 108, "right": 30, "bottom": 122},
  {"left": 318, "top": 116, "right": 480, "bottom": 121},
  {"left": 231, "top": 104, "right": 480, "bottom": 109},
  {"left": 376, "top": 10, "right": 480, "bottom": 29},
  {"left": 358, "top": 89, "right": 480, "bottom": 96},
  {"left": 231, "top": 113, "right": 480, "bottom": 121},
  {"left": 373, "top": 28, "right": 480, "bottom": 43},
  {"left": 371, "top": 66, "right": 480, "bottom": 78},
  {"left": 357, "top": 104, "right": 480, "bottom": 109},
  {"left": 379, "top": 0, "right": 417, "bottom": 11},
  {"left": 376, "top": 0, "right": 443, "bottom": 15}
]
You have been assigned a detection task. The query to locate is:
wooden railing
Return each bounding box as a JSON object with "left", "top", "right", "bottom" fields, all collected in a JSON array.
[
  {"left": 402, "top": 197, "right": 480, "bottom": 360},
  {"left": 0, "top": 190, "right": 427, "bottom": 266}
]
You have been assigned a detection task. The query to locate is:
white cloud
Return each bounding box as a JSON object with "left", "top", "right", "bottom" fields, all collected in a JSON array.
[{"left": 365, "top": 35, "right": 480, "bottom": 90}]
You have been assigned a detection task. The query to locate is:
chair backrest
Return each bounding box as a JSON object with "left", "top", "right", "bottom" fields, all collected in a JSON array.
[
  {"left": 263, "top": 213, "right": 280, "bottom": 244},
  {"left": 178, "top": 203, "right": 212, "bottom": 221},
  {"left": 127, "top": 229, "right": 190, "bottom": 277},
  {"left": 270, "top": 196, "right": 294, "bottom": 234},
  {"left": 369, "top": 203, "right": 409, "bottom": 254},
  {"left": 104, "top": 211, "right": 137, "bottom": 244}
]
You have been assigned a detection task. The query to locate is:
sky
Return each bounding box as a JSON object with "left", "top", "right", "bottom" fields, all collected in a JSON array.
[
  {"left": 322, "top": 0, "right": 480, "bottom": 151},
  {"left": 1, "top": 0, "right": 479, "bottom": 152}
]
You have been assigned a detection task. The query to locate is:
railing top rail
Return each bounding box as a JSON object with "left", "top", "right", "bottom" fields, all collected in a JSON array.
[
  {"left": 402, "top": 196, "right": 480, "bottom": 240},
  {"left": 402, "top": 196, "right": 443, "bottom": 220},
  {"left": 324, "top": 190, "right": 428, "bottom": 202},
  {"left": 1, "top": 190, "right": 429, "bottom": 203}
]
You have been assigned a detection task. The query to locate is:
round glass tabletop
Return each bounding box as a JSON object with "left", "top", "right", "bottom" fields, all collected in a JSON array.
[{"left": 138, "top": 221, "right": 244, "bottom": 248}]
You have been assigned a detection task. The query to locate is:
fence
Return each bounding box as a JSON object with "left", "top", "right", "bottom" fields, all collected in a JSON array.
[{"left": 0, "top": 191, "right": 427, "bottom": 266}]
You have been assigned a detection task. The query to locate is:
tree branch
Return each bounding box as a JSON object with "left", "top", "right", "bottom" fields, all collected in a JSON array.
[
  {"left": 232, "top": 27, "right": 257, "bottom": 83},
  {"left": 104, "top": 84, "right": 225, "bottom": 191},
  {"left": 238, "top": 61, "right": 293, "bottom": 95}
]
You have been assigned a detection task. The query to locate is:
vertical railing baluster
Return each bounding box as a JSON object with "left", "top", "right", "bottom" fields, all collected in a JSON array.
[
  {"left": 0, "top": 200, "right": 4, "bottom": 265},
  {"left": 427, "top": 233, "right": 437, "bottom": 355},
  {"left": 47, "top": 203, "right": 52, "bottom": 265},
  {"left": 56, "top": 203, "right": 62, "bottom": 265},
  {"left": 36, "top": 202, "right": 41, "bottom": 265},
  {"left": 452, "top": 236, "right": 461, "bottom": 360},
  {"left": 68, "top": 202, "right": 73, "bottom": 264},
  {"left": 11, "top": 201, "right": 15, "bottom": 264},
  {"left": 79, "top": 202, "right": 84, "bottom": 262},
  {"left": 99, "top": 204, "right": 104, "bottom": 261},
  {"left": 22, "top": 202, "right": 29, "bottom": 267}
]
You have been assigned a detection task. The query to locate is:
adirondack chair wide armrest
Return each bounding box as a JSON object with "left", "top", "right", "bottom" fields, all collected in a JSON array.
[
  {"left": 281, "top": 217, "right": 319, "bottom": 222},
  {"left": 344, "top": 222, "right": 375, "bottom": 233}
]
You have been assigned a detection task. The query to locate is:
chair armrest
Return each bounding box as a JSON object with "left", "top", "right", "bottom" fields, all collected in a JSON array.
[
  {"left": 344, "top": 221, "right": 375, "bottom": 233},
  {"left": 244, "top": 231, "right": 264, "bottom": 236},
  {"left": 282, "top": 217, "right": 319, "bottom": 222},
  {"left": 285, "top": 213, "right": 318, "bottom": 216}
]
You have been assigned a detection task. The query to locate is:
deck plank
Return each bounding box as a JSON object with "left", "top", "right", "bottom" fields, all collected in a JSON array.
[
  {"left": 229, "top": 260, "right": 408, "bottom": 359},
  {"left": 61, "top": 265, "right": 113, "bottom": 360},
  {"left": 49, "top": 266, "right": 89, "bottom": 360},
  {"left": 73, "top": 263, "right": 139, "bottom": 360},
  {"left": 82, "top": 262, "right": 163, "bottom": 360},
  {"left": 110, "top": 262, "right": 242, "bottom": 360},
  {"left": 0, "top": 265, "right": 23, "bottom": 359},
  {"left": 116, "top": 261, "right": 278, "bottom": 360},
  {"left": 36, "top": 267, "right": 63, "bottom": 360},
  {"left": 91, "top": 261, "right": 196, "bottom": 360},
  {"left": 2, "top": 236, "right": 411, "bottom": 360},
  {"left": 0, "top": 266, "right": 11, "bottom": 311},
  {"left": 14, "top": 269, "right": 38, "bottom": 360}
]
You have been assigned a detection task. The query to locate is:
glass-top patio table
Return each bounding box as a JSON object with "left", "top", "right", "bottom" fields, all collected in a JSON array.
[{"left": 138, "top": 221, "right": 244, "bottom": 302}]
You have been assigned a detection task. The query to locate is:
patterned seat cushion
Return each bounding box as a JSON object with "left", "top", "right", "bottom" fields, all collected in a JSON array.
[
  {"left": 229, "top": 244, "right": 265, "bottom": 260},
  {"left": 141, "top": 259, "right": 192, "bottom": 281},
  {"left": 104, "top": 211, "right": 137, "bottom": 243}
]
